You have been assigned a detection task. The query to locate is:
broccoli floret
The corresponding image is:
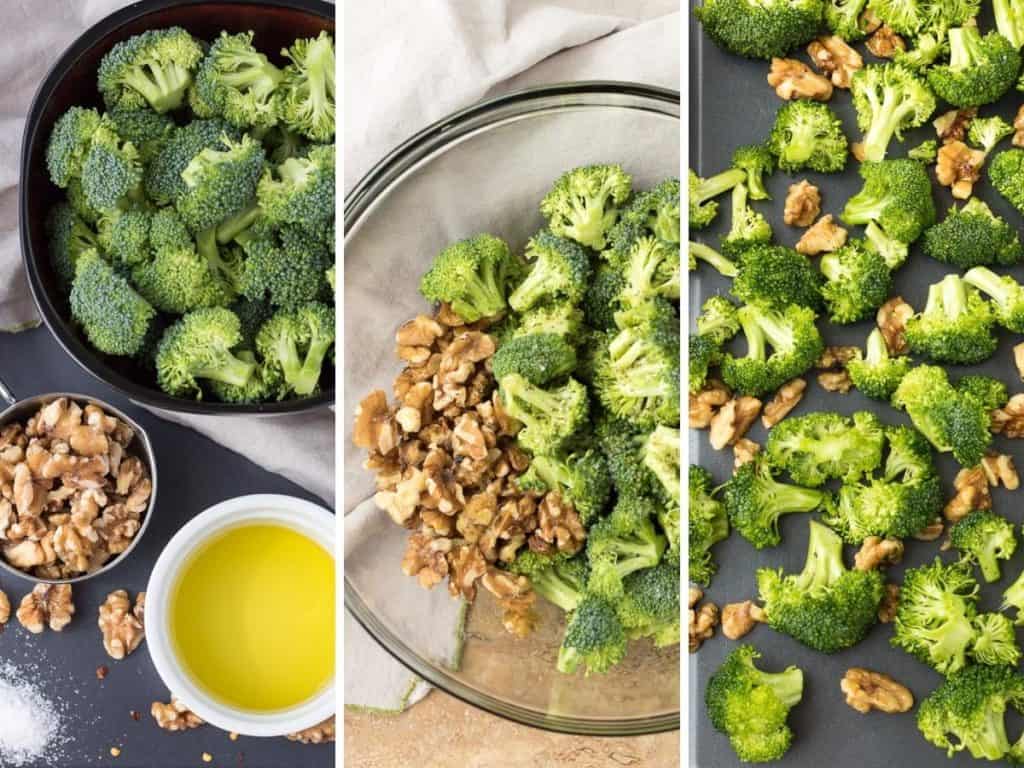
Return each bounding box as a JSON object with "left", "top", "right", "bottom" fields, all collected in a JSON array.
[
  {"left": 617, "top": 560, "right": 680, "bottom": 646},
  {"left": 80, "top": 117, "right": 143, "bottom": 212},
  {"left": 237, "top": 222, "right": 330, "bottom": 310},
  {"left": 894, "top": 31, "right": 948, "bottom": 69},
  {"left": 175, "top": 133, "right": 265, "bottom": 234},
  {"left": 826, "top": 0, "right": 870, "bottom": 38},
  {"left": 768, "top": 100, "right": 849, "bottom": 173},
  {"left": 690, "top": 334, "right": 718, "bottom": 395},
  {"left": 733, "top": 244, "right": 823, "bottom": 310},
  {"left": 688, "top": 240, "right": 738, "bottom": 277},
  {"left": 69, "top": 250, "right": 155, "bottom": 357},
  {"left": 255, "top": 302, "right": 335, "bottom": 397},
  {"left": 619, "top": 236, "right": 679, "bottom": 306},
  {"left": 46, "top": 203, "right": 100, "bottom": 290},
  {"left": 732, "top": 144, "right": 774, "bottom": 200},
  {"left": 696, "top": 295, "right": 741, "bottom": 346},
  {"left": 847, "top": 329, "right": 911, "bottom": 400},
  {"left": 526, "top": 554, "right": 588, "bottom": 613},
  {"left": 824, "top": 473, "right": 942, "bottom": 542},
  {"left": 582, "top": 263, "right": 624, "bottom": 331},
  {"left": 721, "top": 302, "right": 824, "bottom": 397},
  {"left": 765, "top": 411, "right": 885, "bottom": 487},
  {"left": 513, "top": 301, "right": 585, "bottom": 341},
  {"left": 208, "top": 350, "right": 281, "bottom": 404},
  {"left": 968, "top": 115, "right": 1015, "bottom": 157},
  {"left": 923, "top": 198, "right": 1022, "bottom": 269},
  {"left": 820, "top": 240, "right": 892, "bottom": 323},
  {"left": 950, "top": 510, "right": 1018, "bottom": 583},
  {"left": 864, "top": 219, "right": 910, "bottom": 270},
  {"left": 642, "top": 425, "right": 679, "bottom": 505},
  {"left": 144, "top": 119, "right": 240, "bottom": 205},
  {"left": 276, "top": 31, "right": 335, "bottom": 142},
  {"left": 500, "top": 373, "right": 588, "bottom": 455},
  {"left": 539, "top": 164, "right": 632, "bottom": 250},
  {"left": 850, "top": 64, "right": 936, "bottom": 162},
  {"left": 841, "top": 158, "right": 936, "bottom": 243},
  {"left": 610, "top": 178, "right": 681, "bottom": 249},
  {"left": 155, "top": 307, "right": 256, "bottom": 398},
  {"left": 66, "top": 177, "right": 100, "bottom": 226},
  {"left": 191, "top": 31, "right": 284, "bottom": 129},
  {"left": 758, "top": 520, "right": 884, "bottom": 652},
  {"left": 893, "top": 365, "right": 992, "bottom": 467},
  {"left": 908, "top": 138, "right": 938, "bottom": 160},
  {"left": 689, "top": 465, "right": 730, "bottom": 586},
  {"left": 969, "top": 613, "right": 1021, "bottom": 667},
  {"left": 688, "top": 167, "right": 745, "bottom": 230},
  {"left": 721, "top": 183, "right": 772, "bottom": 257},
  {"left": 722, "top": 456, "right": 829, "bottom": 549},
  {"left": 706, "top": 645, "right": 804, "bottom": 763},
  {"left": 97, "top": 27, "right": 203, "bottom": 113},
  {"left": 996, "top": 0, "right": 1024, "bottom": 47},
  {"left": 694, "top": 0, "right": 825, "bottom": 59},
  {"left": 585, "top": 496, "right": 666, "bottom": 600},
  {"left": 132, "top": 244, "right": 234, "bottom": 314},
  {"left": 517, "top": 449, "right": 611, "bottom": 523},
  {"left": 886, "top": 422, "right": 938, "bottom": 477},
  {"left": 1002, "top": 566, "right": 1024, "bottom": 624},
  {"left": 508, "top": 231, "right": 591, "bottom": 313},
  {"left": 963, "top": 266, "right": 1024, "bottom": 332},
  {"left": 905, "top": 274, "right": 997, "bottom": 363},
  {"left": 492, "top": 333, "right": 576, "bottom": 386},
  {"left": 417, "top": 233, "right": 514, "bottom": 322},
  {"left": 45, "top": 107, "right": 101, "bottom": 188},
  {"left": 918, "top": 664, "right": 1024, "bottom": 760},
  {"left": 927, "top": 27, "right": 1020, "bottom": 107},
  {"left": 595, "top": 417, "right": 656, "bottom": 499},
  {"left": 108, "top": 106, "right": 175, "bottom": 163},
  {"left": 991, "top": 147, "right": 1024, "bottom": 215},
  {"left": 956, "top": 374, "right": 1009, "bottom": 411},
  {"left": 254, "top": 143, "right": 334, "bottom": 230},
  {"left": 556, "top": 594, "right": 627, "bottom": 675},
  {"left": 100, "top": 207, "right": 155, "bottom": 268}
]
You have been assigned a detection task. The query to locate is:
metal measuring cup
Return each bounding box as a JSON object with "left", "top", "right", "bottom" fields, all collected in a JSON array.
[{"left": 0, "top": 377, "right": 157, "bottom": 584}]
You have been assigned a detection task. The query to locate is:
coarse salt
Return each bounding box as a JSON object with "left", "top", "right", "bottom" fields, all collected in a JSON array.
[{"left": 0, "top": 664, "right": 63, "bottom": 766}]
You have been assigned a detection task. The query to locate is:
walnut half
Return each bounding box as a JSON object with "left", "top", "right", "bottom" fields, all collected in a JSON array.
[
  {"left": 795, "top": 215, "right": 847, "bottom": 256},
  {"left": 16, "top": 583, "right": 73, "bottom": 633},
  {"left": 767, "top": 58, "right": 833, "bottom": 101},
  {"left": 783, "top": 181, "right": 821, "bottom": 227},
  {"left": 151, "top": 698, "right": 204, "bottom": 731},
  {"left": 841, "top": 668, "right": 913, "bottom": 713},
  {"left": 98, "top": 590, "right": 145, "bottom": 660}
]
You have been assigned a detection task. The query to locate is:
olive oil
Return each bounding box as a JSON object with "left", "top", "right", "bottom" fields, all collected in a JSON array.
[{"left": 170, "top": 524, "right": 335, "bottom": 712}]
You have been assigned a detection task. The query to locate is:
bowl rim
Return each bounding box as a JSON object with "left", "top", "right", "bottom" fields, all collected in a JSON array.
[
  {"left": 145, "top": 493, "right": 335, "bottom": 737},
  {"left": 19, "top": 0, "right": 336, "bottom": 417},
  {"left": 343, "top": 81, "right": 681, "bottom": 736}
]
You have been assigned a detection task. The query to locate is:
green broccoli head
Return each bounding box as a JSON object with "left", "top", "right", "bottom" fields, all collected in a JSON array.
[
  {"left": 883, "top": 423, "right": 938, "bottom": 482},
  {"left": 508, "top": 231, "right": 592, "bottom": 313},
  {"left": 517, "top": 449, "right": 612, "bottom": 524},
  {"left": 847, "top": 327, "right": 911, "bottom": 399},
  {"left": 238, "top": 222, "right": 331, "bottom": 310},
  {"left": 500, "top": 373, "right": 589, "bottom": 455},
  {"left": 926, "top": 27, "right": 1020, "bottom": 107},
  {"left": 820, "top": 240, "right": 893, "bottom": 324},
  {"left": 585, "top": 496, "right": 666, "bottom": 600},
  {"left": 156, "top": 307, "right": 256, "bottom": 398},
  {"left": 175, "top": 133, "right": 265, "bottom": 234},
  {"left": 905, "top": 274, "right": 997, "bottom": 364},
  {"left": 418, "top": 233, "right": 514, "bottom": 322},
  {"left": 733, "top": 244, "right": 823, "bottom": 310},
  {"left": 722, "top": 456, "right": 829, "bottom": 549},
  {"left": 850, "top": 64, "right": 936, "bottom": 162},
  {"left": 513, "top": 301, "right": 585, "bottom": 341},
  {"left": 968, "top": 115, "right": 1015, "bottom": 156},
  {"left": 207, "top": 350, "right": 282, "bottom": 404},
  {"left": 80, "top": 117, "right": 143, "bottom": 212},
  {"left": 257, "top": 144, "right": 335, "bottom": 228},
  {"left": 582, "top": 263, "right": 625, "bottom": 331},
  {"left": 689, "top": 167, "right": 745, "bottom": 230},
  {"left": 841, "top": 158, "right": 936, "bottom": 243},
  {"left": 609, "top": 177, "right": 680, "bottom": 249},
  {"left": 132, "top": 245, "right": 234, "bottom": 314},
  {"left": 689, "top": 465, "right": 730, "bottom": 586},
  {"left": 705, "top": 645, "right": 804, "bottom": 763},
  {"left": 97, "top": 27, "right": 204, "bottom": 113},
  {"left": 45, "top": 107, "right": 102, "bottom": 188},
  {"left": 969, "top": 613, "right": 1022, "bottom": 667},
  {"left": 956, "top": 373, "right": 1010, "bottom": 411},
  {"left": 539, "top": 164, "right": 632, "bottom": 250},
  {"left": 963, "top": 266, "right": 1024, "bottom": 333},
  {"left": 523, "top": 553, "right": 588, "bottom": 613},
  {"left": 894, "top": 31, "right": 948, "bottom": 70},
  {"left": 690, "top": 333, "right": 718, "bottom": 395},
  {"left": 595, "top": 417, "right": 656, "bottom": 499},
  {"left": 556, "top": 594, "right": 628, "bottom": 675},
  {"left": 694, "top": 0, "right": 825, "bottom": 59},
  {"left": 721, "top": 183, "right": 773, "bottom": 257},
  {"left": 620, "top": 236, "right": 680, "bottom": 306},
  {"left": 908, "top": 137, "right": 939, "bottom": 160},
  {"left": 768, "top": 100, "right": 849, "bottom": 173},
  {"left": 950, "top": 510, "right": 1018, "bottom": 583},
  {"left": 108, "top": 106, "right": 175, "bottom": 163},
  {"left": 823, "top": 473, "right": 942, "bottom": 542},
  {"left": 617, "top": 560, "right": 679, "bottom": 646},
  {"left": 732, "top": 144, "right": 774, "bottom": 200},
  {"left": 870, "top": 0, "right": 980, "bottom": 36},
  {"left": 492, "top": 333, "right": 576, "bottom": 386},
  {"left": 69, "top": 250, "right": 155, "bottom": 357},
  {"left": 144, "top": 119, "right": 240, "bottom": 205},
  {"left": 46, "top": 203, "right": 100, "bottom": 290},
  {"left": 989, "top": 148, "right": 1024, "bottom": 214},
  {"left": 255, "top": 302, "right": 335, "bottom": 398},
  {"left": 923, "top": 198, "right": 1022, "bottom": 269},
  {"left": 765, "top": 411, "right": 885, "bottom": 487},
  {"left": 696, "top": 295, "right": 741, "bottom": 347},
  {"left": 191, "top": 31, "right": 284, "bottom": 129},
  {"left": 277, "top": 31, "right": 336, "bottom": 142},
  {"left": 825, "top": 0, "right": 871, "bottom": 39}
]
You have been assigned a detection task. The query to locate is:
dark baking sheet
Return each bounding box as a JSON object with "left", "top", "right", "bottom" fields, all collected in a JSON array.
[
  {"left": 0, "top": 327, "right": 333, "bottom": 768},
  {"left": 689, "top": 4, "right": 1024, "bottom": 765}
]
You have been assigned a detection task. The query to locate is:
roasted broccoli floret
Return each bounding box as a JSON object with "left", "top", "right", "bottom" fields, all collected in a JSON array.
[
  {"left": 720, "top": 302, "right": 824, "bottom": 397},
  {"left": 848, "top": 327, "right": 912, "bottom": 399},
  {"left": 923, "top": 198, "right": 1022, "bottom": 268},
  {"left": 689, "top": 167, "right": 745, "bottom": 229},
  {"left": 508, "top": 231, "right": 591, "bottom": 313},
  {"left": 175, "top": 133, "right": 265, "bottom": 234},
  {"left": 850, "top": 64, "right": 937, "bottom": 162},
  {"left": 46, "top": 203, "right": 100, "bottom": 289},
  {"left": 492, "top": 333, "right": 576, "bottom": 386},
  {"left": 97, "top": 27, "right": 204, "bottom": 113},
  {"left": 950, "top": 510, "right": 1018, "bottom": 583},
  {"left": 841, "top": 157, "right": 936, "bottom": 243},
  {"left": 820, "top": 240, "right": 892, "bottom": 323},
  {"left": 732, "top": 144, "right": 774, "bottom": 200},
  {"left": 690, "top": 333, "right": 718, "bottom": 395},
  {"left": 190, "top": 31, "right": 284, "bottom": 129},
  {"left": 733, "top": 244, "right": 823, "bottom": 310},
  {"left": 721, "top": 183, "right": 773, "bottom": 257},
  {"left": 908, "top": 137, "right": 938, "bottom": 160},
  {"left": 619, "top": 236, "right": 679, "bottom": 306},
  {"left": 706, "top": 645, "right": 804, "bottom": 763},
  {"left": 696, "top": 295, "right": 741, "bottom": 347},
  {"left": 826, "top": 0, "right": 871, "bottom": 39},
  {"left": 864, "top": 219, "right": 910, "bottom": 269},
  {"left": 254, "top": 302, "right": 335, "bottom": 397},
  {"left": 927, "top": 27, "right": 1021, "bottom": 107},
  {"left": 968, "top": 115, "right": 1015, "bottom": 156},
  {"left": 144, "top": 119, "right": 240, "bottom": 205},
  {"left": 688, "top": 240, "right": 738, "bottom": 277},
  {"left": 1002, "top": 566, "right": 1024, "bottom": 624},
  {"left": 517, "top": 449, "right": 612, "bottom": 523},
  {"left": 69, "top": 250, "right": 155, "bottom": 357},
  {"left": 155, "top": 307, "right": 255, "bottom": 398},
  {"left": 956, "top": 374, "right": 1009, "bottom": 411},
  {"left": 824, "top": 473, "right": 943, "bottom": 542},
  {"left": 970, "top": 613, "right": 1021, "bottom": 667},
  {"left": 689, "top": 465, "right": 730, "bottom": 587},
  {"left": 500, "top": 373, "right": 588, "bottom": 455},
  {"left": 905, "top": 274, "right": 997, "bottom": 363},
  {"left": 758, "top": 520, "right": 884, "bottom": 652},
  {"left": 277, "top": 31, "right": 336, "bottom": 142},
  {"left": 539, "top": 164, "right": 632, "bottom": 250},
  {"left": 963, "top": 266, "right": 1024, "bottom": 332},
  {"left": 722, "top": 457, "right": 829, "bottom": 549},
  {"left": 894, "top": 31, "right": 947, "bottom": 69},
  {"left": 585, "top": 496, "right": 666, "bottom": 600},
  {"left": 765, "top": 411, "right": 885, "bottom": 487},
  {"left": 45, "top": 107, "right": 101, "bottom": 188},
  {"left": 990, "top": 148, "right": 1024, "bottom": 214},
  {"left": 694, "top": 0, "right": 825, "bottom": 59},
  {"left": 419, "top": 233, "right": 514, "bottom": 322},
  {"left": 767, "top": 100, "right": 849, "bottom": 173},
  {"left": 996, "top": 0, "right": 1024, "bottom": 48}
]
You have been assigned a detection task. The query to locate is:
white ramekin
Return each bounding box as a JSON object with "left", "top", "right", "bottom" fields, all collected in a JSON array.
[{"left": 145, "top": 494, "right": 335, "bottom": 737}]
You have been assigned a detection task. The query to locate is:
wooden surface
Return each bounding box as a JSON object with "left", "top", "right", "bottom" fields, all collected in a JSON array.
[{"left": 344, "top": 690, "right": 679, "bottom": 767}]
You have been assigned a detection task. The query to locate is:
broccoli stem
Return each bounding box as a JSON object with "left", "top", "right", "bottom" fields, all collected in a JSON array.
[
  {"left": 194, "top": 354, "right": 255, "bottom": 388},
  {"left": 197, "top": 227, "right": 240, "bottom": 287},
  {"left": 865, "top": 327, "right": 888, "bottom": 365},
  {"left": 864, "top": 221, "right": 908, "bottom": 269},
  {"left": 979, "top": 548, "right": 1003, "bottom": 583},
  {"left": 750, "top": 662, "right": 804, "bottom": 710},
  {"left": 123, "top": 63, "right": 190, "bottom": 112},
  {"left": 216, "top": 202, "right": 261, "bottom": 244},
  {"left": 939, "top": 274, "right": 968, "bottom": 320},
  {"left": 964, "top": 267, "right": 1012, "bottom": 306},
  {"left": 532, "top": 569, "right": 581, "bottom": 613},
  {"left": 1003, "top": 569, "right": 1024, "bottom": 623},
  {"left": 861, "top": 92, "right": 918, "bottom": 163},
  {"left": 794, "top": 521, "right": 846, "bottom": 592},
  {"left": 995, "top": 0, "right": 1024, "bottom": 48},
  {"left": 696, "top": 168, "right": 745, "bottom": 205},
  {"left": 293, "top": 333, "right": 332, "bottom": 396},
  {"left": 689, "top": 241, "right": 738, "bottom": 277},
  {"left": 737, "top": 306, "right": 768, "bottom": 361},
  {"left": 948, "top": 27, "right": 981, "bottom": 70}
]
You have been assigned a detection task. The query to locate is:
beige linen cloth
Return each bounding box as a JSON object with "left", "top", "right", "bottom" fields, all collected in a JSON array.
[
  {"left": 0, "top": 0, "right": 333, "bottom": 503},
  {"left": 344, "top": 0, "right": 679, "bottom": 712}
]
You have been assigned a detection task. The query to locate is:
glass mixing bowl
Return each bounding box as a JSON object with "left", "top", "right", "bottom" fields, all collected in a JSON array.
[{"left": 344, "top": 83, "right": 680, "bottom": 735}]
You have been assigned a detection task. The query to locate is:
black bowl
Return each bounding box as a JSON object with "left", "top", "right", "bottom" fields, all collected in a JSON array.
[{"left": 20, "top": 0, "right": 335, "bottom": 416}]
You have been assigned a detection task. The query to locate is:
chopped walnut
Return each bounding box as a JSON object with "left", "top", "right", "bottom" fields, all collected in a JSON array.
[
  {"left": 689, "top": 600, "right": 719, "bottom": 653},
  {"left": 934, "top": 107, "right": 976, "bottom": 143},
  {"left": 795, "top": 215, "right": 847, "bottom": 256},
  {"left": 945, "top": 467, "right": 991, "bottom": 522},
  {"left": 841, "top": 668, "right": 913, "bottom": 714},
  {"left": 816, "top": 345, "right": 858, "bottom": 370},
  {"left": 982, "top": 453, "right": 1019, "bottom": 490},
  {"left": 1015, "top": 343, "right": 1024, "bottom": 381},
  {"left": 878, "top": 583, "right": 900, "bottom": 623},
  {"left": 807, "top": 36, "right": 863, "bottom": 88},
  {"left": 0, "top": 589, "right": 8, "bottom": 625},
  {"left": 721, "top": 601, "right": 765, "bottom": 640},
  {"left": 480, "top": 568, "right": 537, "bottom": 637},
  {"left": 98, "top": 590, "right": 145, "bottom": 660},
  {"left": 783, "top": 180, "right": 821, "bottom": 227},
  {"left": 353, "top": 391, "right": 398, "bottom": 456},
  {"left": 16, "top": 583, "right": 73, "bottom": 633},
  {"left": 690, "top": 379, "right": 732, "bottom": 429},
  {"left": 992, "top": 394, "right": 1024, "bottom": 438},
  {"left": 877, "top": 297, "right": 914, "bottom": 355},
  {"left": 709, "top": 396, "right": 762, "bottom": 450},
  {"left": 854, "top": 537, "right": 904, "bottom": 571},
  {"left": 936, "top": 140, "right": 984, "bottom": 199},
  {"left": 913, "top": 517, "right": 944, "bottom": 542},
  {"left": 287, "top": 716, "right": 336, "bottom": 744},
  {"left": 151, "top": 699, "right": 203, "bottom": 731},
  {"left": 866, "top": 25, "right": 905, "bottom": 58},
  {"left": 762, "top": 378, "right": 806, "bottom": 428},
  {"left": 818, "top": 370, "right": 853, "bottom": 393},
  {"left": 535, "top": 493, "right": 585, "bottom": 554},
  {"left": 689, "top": 586, "right": 703, "bottom": 609},
  {"left": 767, "top": 57, "right": 833, "bottom": 101},
  {"left": 1014, "top": 106, "right": 1024, "bottom": 147},
  {"left": 733, "top": 438, "right": 761, "bottom": 469},
  {"left": 860, "top": 8, "right": 883, "bottom": 33}
]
